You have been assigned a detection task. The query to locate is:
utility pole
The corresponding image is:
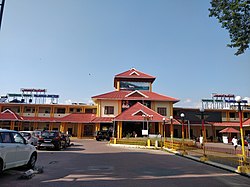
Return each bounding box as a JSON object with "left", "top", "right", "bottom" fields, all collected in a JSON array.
[{"left": 0, "top": 0, "right": 5, "bottom": 30}]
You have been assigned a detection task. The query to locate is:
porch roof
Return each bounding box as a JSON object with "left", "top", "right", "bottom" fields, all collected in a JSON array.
[
  {"left": 22, "top": 116, "right": 57, "bottom": 122},
  {"left": 59, "top": 113, "right": 96, "bottom": 123},
  {"left": 92, "top": 117, "right": 114, "bottom": 123},
  {"left": 0, "top": 109, "right": 23, "bottom": 121},
  {"left": 114, "top": 102, "right": 165, "bottom": 122},
  {"left": 211, "top": 122, "right": 240, "bottom": 127}
]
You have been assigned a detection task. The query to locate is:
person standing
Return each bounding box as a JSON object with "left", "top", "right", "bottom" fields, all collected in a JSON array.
[
  {"left": 199, "top": 135, "right": 203, "bottom": 147},
  {"left": 232, "top": 136, "right": 238, "bottom": 152}
]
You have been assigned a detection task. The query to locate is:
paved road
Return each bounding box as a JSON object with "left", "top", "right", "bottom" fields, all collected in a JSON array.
[{"left": 0, "top": 139, "right": 249, "bottom": 187}]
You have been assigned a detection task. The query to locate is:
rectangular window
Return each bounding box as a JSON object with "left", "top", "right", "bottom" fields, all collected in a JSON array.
[
  {"left": 104, "top": 106, "right": 114, "bottom": 115},
  {"left": 25, "top": 107, "right": 35, "bottom": 113},
  {"left": 0, "top": 132, "right": 12, "bottom": 143},
  {"left": 57, "top": 108, "right": 66, "bottom": 114},
  {"left": 85, "top": 109, "right": 93, "bottom": 113},
  {"left": 157, "top": 107, "right": 167, "bottom": 116},
  {"left": 229, "top": 112, "right": 236, "bottom": 119},
  {"left": 120, "top": 81, "right": 150, "bottom": 91},
  {"left": 25, "top": 108, "right": 31, "bottom": 112},
  {"left": 243, "top": 112, "right": 249, "bottom": 118}
]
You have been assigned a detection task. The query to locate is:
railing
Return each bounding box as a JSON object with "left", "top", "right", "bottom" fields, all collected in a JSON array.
[{"left": 110, "top": 137, "right": 250, "bottom": 169}]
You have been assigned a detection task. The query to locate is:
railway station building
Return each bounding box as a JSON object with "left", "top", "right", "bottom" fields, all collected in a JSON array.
[{"left": 0, "top": 68, "right": 249, "bottom": 141}]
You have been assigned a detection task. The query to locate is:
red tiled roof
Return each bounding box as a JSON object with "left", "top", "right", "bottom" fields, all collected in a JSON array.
[
  {"left": 22, "top": 116, "right": 57, "bottom": 122},
  {"left": 243, "top": 118, "right": 250, "bottom": 125},
  {"left": 92, "top": 117, "right": 114, "bottom": 123},
  {"left": 212, "top": 120, "right": 250, "bottom": 127},
  {"left": 92, "top": 90, "right": 179, "bottom": 103},
  {"left": 219, "top": 127, "right": 239, "bottom": 133},
  {"left": 0, "top": 109, "right": 23, "bottom": 121},
  {"left": 212, "top": 122, "right": 240, "bottom": 127},
  {"left": 115, "top": 102, "right": 165, "bottom": 122},
  {"left": 115, "top": 68, "right": 156, "bottom": 79},
  {"left": 22, "top": 114, "right": 96, "bottom": 123},
  {"left": 165, "top": 118, "right": 181, "bottom": 125},
  {"left": 59, "top": 113, "right": 96, "bottom": 123}
]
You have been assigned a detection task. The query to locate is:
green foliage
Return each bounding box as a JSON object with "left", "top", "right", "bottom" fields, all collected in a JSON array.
[
  {"left": 126, "top": 133, "right": 132, "bottom": 139},
  {"left": 116, "top": 138, "right": 148, "bottom": 146},
  {"left": 209, "top": 0, "right": 250, "bottom": 55}
]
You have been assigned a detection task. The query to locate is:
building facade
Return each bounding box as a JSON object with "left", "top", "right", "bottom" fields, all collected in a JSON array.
[{"left": 0, "top": 68, "right": 249, "bottom": 141}]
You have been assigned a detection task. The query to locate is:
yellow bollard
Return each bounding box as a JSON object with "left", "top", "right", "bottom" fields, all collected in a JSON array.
[
  {"left": 147, "top": 139, "right": 151, "bottom": 148},
  {"left": 114, "top": 138, "right": 117, "bottom": 144}
]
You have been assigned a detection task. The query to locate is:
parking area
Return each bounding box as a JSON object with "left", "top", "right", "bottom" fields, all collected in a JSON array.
[{"left": 1, "top": 139, "right": 250, "bottom": 187}]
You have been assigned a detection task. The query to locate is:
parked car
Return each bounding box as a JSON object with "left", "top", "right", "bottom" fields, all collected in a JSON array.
[
  {"left": 33, "top": 130, "right": 42, "bottom": 138},
  {"left": 0, "top": 129, "right": 37, "bottom": 174},
  {"left": 20, "top": 131, "right": 38, "bottom": 146},
  {"left": 95, "top": 130, "right": 111, "bottom": 141},
  {"left": 37, "top": 130, "right": 66, "bottom": 150}
]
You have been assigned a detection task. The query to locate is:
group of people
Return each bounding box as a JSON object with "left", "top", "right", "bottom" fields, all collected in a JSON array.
[{"left": 231, "top": 135, "right": 250, "bottom": 153}]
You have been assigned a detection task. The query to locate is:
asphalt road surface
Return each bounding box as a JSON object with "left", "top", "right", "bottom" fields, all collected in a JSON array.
[{"left": 0, "top": 139, "right": 249, "bottom": 187}]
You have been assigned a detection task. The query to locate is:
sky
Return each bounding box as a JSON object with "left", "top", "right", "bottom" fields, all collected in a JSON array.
[{"left": 0, "top": 0, "right": 249, "bottom": 108}]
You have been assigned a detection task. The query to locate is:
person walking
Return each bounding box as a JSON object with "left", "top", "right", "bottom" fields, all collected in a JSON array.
[
  {"left": 232, "top": 136, "right": 238, "bottom": 153},
  {"left": 247, "top": 134, "right": 250, "bottom": 156}
]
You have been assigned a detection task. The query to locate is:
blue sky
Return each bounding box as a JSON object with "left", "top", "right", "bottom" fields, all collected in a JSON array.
[{"left": 0, "top": 0, "right": 249, "bottom": 107}]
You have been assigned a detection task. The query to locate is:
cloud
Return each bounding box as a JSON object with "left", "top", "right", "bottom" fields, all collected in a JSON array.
[
  {"left": 243, "top": 97, "right": 250, "bottom": 103},
  {"left": 63, "top": 99, "right": 95, "bottom": 105},
  {"left": 184, "top": 98, "right": 192, "bottom": 103},
  {"left": 64, "top": 99, "right": 72, "bottom": 104}
]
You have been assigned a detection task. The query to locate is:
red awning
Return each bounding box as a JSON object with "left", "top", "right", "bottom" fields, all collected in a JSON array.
[{"left": 219, "top": 127, "right": 239, "bottom": 133}]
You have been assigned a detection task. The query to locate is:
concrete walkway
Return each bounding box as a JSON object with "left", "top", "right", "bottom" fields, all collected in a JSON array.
[{"left": 110, "top": 142, "right": 250, "bottom": 178}]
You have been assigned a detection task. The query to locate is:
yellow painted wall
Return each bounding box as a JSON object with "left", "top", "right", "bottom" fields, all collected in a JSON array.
[
  {"left": 149, "top": 83, "right": 152, "bottom": 92},
  {"left": 151, "top": 101, "right": 155, "bottom": 111},
  {"left": 95, "top": 123, "right": 100, "bottom": 132},
  {"left": 154, "top": 101, "right": 173, "bottom": 117},
  {"left": 100, "top": 100, "right": 119, "bottom": 117},
  {"left": 117, "top": 81, "right": 120, "bottom": 91},
  {"left": 118, "top": 100, "right": 122, "bottom": 114},
  {"left": 117, "top": 121, "right": 122, "bottom": 138},
  {"left": 96, "top": 101, "right": 101, "bottom": 117}
]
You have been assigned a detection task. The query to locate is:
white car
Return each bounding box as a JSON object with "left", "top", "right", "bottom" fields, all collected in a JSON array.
[
  {"left": 0, "top": 129, "right": 37, "bottom": 174},
  {"left": 20, "top": 131, "right": 38, "bottom": 146}
]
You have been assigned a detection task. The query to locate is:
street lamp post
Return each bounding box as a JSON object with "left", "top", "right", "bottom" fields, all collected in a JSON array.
[
  {"left": 170, "top": 116, "right": 174, "bottom": 150},
  {"left": 162, "top": 117, "right": 165, "bottom": 149},
  {"left": 235, "top": 96, "right": 250, "bottom": 174},
  {"left": 112, "top": 119, "right": 116, "bottom": 144},
  {"left": 200, "top": 107, "right": 208, "bottom": 162},
  {"left": 0, "top": 0, "right": 5, "bottom": 30},
  {"left": 180, "top": 113, "right": 187, "bottom": 155}
]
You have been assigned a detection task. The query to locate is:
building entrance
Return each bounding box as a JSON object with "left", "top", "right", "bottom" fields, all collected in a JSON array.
[{"left": 122, "top": 122, "right": 143, "bottom": 137}]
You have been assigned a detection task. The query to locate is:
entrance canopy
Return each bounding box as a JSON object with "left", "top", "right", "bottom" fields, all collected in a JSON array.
[
  {"left": 115, "top": 102, "right": 165, "bottom": 122},
  {"left": 219, "top": 127, "right": 239, "bottom": 133}
]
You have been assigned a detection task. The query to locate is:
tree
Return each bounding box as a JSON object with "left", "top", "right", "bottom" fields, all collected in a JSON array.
[{"left": 209, "top": 0, "right": 250, "bottom": 55}]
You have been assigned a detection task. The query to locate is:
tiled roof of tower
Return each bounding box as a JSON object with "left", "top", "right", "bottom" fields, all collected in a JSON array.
[
  {"left": 115, "top": 68, "right": 156, "bottom": 79},
  {"left": 0, "top": 109, "right": 23, "bottom": 121},
  {"left": 115, "top": 102, "right": 164, "bottom": 122},
  {"left": 92, "top": 90, "right": 179, "bottom": 103}
]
